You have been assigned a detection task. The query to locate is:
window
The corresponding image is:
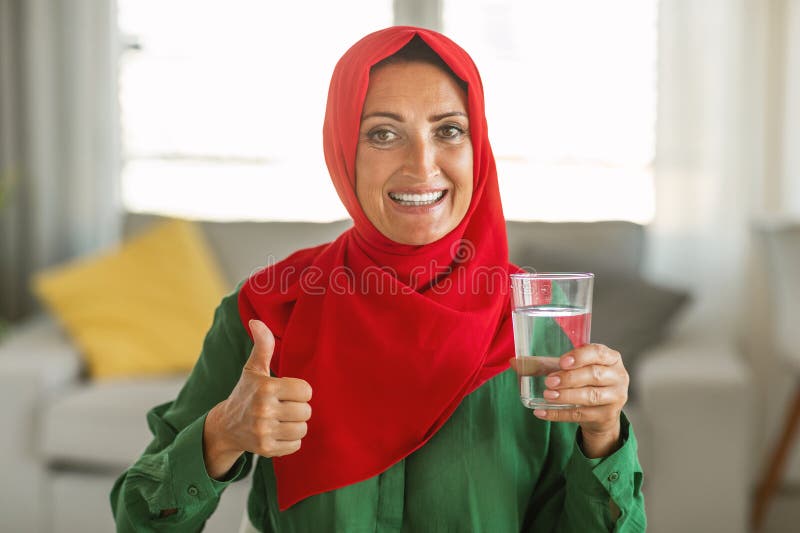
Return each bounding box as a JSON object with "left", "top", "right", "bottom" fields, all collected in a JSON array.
[
  {"left": 118, "top": 0, "right": 392, "bottom": 221},
  {"left": 443, "top": 0, "right": 657, "bottom": 222},
  {"left": 119, "top": 1, "right": 656, "bottom": 223}
]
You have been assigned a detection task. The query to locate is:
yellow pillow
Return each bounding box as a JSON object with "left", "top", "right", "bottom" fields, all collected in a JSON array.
[{"left": 32, "top": 218, "right": 228, "bottom": 379}]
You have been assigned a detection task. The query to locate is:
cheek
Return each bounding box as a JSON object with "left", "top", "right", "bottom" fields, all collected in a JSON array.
[
  {"left": 355, "top": 151, "right": 387, "bottom": 217},
  {"left": 355, "top": 151, "right": 373, "bottom": 198},
  {"left": 455, "top": 183, "right": 473, "bottom": 220},
  {"left": 451, "top": 151, "right": 474, "bottom": 213}
]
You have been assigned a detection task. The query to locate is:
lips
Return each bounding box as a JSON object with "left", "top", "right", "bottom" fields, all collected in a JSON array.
[{"left": 388, "top": 190, "right": 447, "bottom": 206}]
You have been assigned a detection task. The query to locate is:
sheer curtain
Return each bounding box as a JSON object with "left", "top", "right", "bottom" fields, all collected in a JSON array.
[
  {"left": 649, "top": 0, "right": 800, "bottom": 484},
  {"left": 0, "top": 0, "right": 121, "bottom": 322},
  {"left": 647, "top": 0, "right": 762, "bottom": 340},
  {"left": 442, "top": 0, "right": 657, "bottom": 224}
]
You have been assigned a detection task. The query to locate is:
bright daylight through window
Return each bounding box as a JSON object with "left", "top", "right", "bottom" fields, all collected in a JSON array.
[{"left": 118, "top": 1, "right": 657, "bottom": 223}]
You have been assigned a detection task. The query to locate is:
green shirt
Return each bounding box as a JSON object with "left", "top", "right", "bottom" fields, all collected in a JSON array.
[{"left": 111, "top": 286, "right": 646, "bottom": 532}]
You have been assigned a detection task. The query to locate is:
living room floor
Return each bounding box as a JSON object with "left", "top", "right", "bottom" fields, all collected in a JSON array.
[{"left": 763, "top": 488, "right": 800, "bottom": 533}]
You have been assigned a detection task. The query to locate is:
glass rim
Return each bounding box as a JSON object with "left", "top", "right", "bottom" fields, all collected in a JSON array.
[{"left": 509, "top": 272, "right": 594, "bottom": 280}]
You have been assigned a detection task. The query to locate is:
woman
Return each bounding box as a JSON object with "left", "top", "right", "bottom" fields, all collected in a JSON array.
[{"left": 111, "top": 26, "right": 645, "bottom": 532}]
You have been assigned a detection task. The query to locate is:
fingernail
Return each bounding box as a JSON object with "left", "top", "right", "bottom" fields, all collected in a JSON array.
[
  {"left": 533, "top": 409, "right": 547, "bottom": 418},
  {"left": 543, "top": 389, "right": 560, "bottom": 399},
  {"left": 562, "top": 356, "right": 575, "bottom": 368},
  {"left": 545, "top": 376, "right": 560, "bottom": 387}
]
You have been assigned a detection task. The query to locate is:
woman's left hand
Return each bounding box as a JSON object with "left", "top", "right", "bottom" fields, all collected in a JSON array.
[{"left": 511, "top": 343, "right": 629, "bottom": 459}]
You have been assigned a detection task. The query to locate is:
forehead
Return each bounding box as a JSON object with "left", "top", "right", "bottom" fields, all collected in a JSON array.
[{"left": 362, "top": 62, "right": 468, "bottom": 114}]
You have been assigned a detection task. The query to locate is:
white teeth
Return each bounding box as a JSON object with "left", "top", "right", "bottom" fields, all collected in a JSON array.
[{"left": 388, "top": 190, "right": 445, "bottom": 206}]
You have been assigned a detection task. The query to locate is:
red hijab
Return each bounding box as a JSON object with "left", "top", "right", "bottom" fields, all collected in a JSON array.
[{"left": 238, "top": 26, "right": 519, "bottom": 510}]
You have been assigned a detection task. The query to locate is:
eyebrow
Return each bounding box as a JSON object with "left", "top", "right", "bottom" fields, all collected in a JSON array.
[{"left": 360, "top": 111, "right": 468, "bottom": 123}]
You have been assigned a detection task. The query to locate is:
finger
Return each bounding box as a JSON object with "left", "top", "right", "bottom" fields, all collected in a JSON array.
[
  {"left": 531, "top": 405, "right": 616, "bottom": 424},
  {"left": 275, "top": 377, "right": 313, "bottom": 402},
  {"left": 274, "top": 421, "right": 308, "bottom": 441},
  {"left": 509, "top": 356, "right": 561, "bottom": 376},
  {"left": 543, "top": 385, "right": 624, "bottom": 407},
  {"left": 276, "top": 401, "right": 312, "bottom": 422},
  {"left": 545, "top": 364, "right": 620, "bottom": 390},
  {"left": 271, "top": 440, "right": 302, "bottom": 457},
  {"left": 244, "top": 319, "right": 275, "bottom": 375},
  {"left": 561, "top": 343, "right": 620, "bottom": 370}
]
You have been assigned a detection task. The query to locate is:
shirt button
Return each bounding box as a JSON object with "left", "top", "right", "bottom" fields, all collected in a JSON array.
[
  {"left": 608, "top": 472, "right": 620, "bottom": 482},
  {"left": 187, "top": 485, "right": 199, "bottom": 496}
]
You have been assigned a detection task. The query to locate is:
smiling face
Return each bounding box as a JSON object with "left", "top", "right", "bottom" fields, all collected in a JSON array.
[{"left": 355, "top": 61, "right": 473, "bottom": 245}]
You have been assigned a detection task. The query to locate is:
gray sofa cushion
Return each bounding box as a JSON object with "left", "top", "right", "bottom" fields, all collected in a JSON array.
[
  {"left": 506, "top": 220, "right": 644, "bottom": 280},
  {"left": 591, "top": 277, "right": 689, "bottom": 377},
  {"left": 40, "top": 377, "right": 186, "bottom": 468},
  {"left": 124, "top": 214, "right": 353, "bottom": 288},
  {"left": 199, "top": 219, "right": 352, "bottom": 287}
]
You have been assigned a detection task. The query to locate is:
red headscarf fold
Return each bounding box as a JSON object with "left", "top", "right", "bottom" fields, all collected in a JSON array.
[{"left": 239, "top": 26, "right": 519, "bottom": 510}]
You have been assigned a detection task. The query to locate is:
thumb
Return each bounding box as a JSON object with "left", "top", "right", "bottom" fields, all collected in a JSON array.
[{"left": 245, "top": 319, "right": 275, "bottom": 375}]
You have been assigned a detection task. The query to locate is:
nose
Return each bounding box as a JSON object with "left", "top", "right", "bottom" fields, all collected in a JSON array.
[{"left": 402, "top": 134, "right": 439, "bottom": 181}]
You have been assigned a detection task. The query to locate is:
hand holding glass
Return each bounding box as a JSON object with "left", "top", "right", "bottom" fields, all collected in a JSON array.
[{"left": 510, "top": 273, "right": 594, "bottom": 410}]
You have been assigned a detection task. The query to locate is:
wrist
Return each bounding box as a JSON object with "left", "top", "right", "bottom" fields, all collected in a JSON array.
[
  {"left": 580, "top": 424, "right": 621, "bottom": 459},
  {"left": 203, "top": 402, "right": 241, "bottom": 479}
]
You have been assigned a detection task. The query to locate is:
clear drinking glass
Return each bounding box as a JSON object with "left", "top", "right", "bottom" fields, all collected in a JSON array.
[{"left": 510, "top": 273, "right": 594, "bottom": 410}]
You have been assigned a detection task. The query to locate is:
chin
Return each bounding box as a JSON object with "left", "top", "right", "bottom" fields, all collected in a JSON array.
[{"left": 392, "top": 226, "right": 448, "bottom": 246}]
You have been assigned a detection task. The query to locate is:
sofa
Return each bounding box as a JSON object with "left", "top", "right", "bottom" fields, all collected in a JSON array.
[{"left": 0, "top": 214, "right": 751, "bottom": 533}]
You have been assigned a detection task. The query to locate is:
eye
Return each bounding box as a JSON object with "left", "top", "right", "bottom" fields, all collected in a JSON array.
[
  {"left": 366, "top": 128, "right": 399, "bottom": 144},
  {"left": 438, "top": 124, "right": 465, "bottom": 140}
]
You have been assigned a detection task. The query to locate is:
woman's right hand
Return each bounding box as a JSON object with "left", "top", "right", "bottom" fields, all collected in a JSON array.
[{"left": 202, "top": 319, "right": 312, "bottom": 480}]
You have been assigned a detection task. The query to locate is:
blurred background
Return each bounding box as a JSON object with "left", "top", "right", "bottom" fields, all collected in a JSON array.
[{"left": 1, "top": 0, "right": 799, "bottom": 532}]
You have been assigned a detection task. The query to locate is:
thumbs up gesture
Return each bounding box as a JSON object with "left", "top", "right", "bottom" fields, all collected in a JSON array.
[{"left": 203, "top": 320, "right": 313, "bottom": 479}]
